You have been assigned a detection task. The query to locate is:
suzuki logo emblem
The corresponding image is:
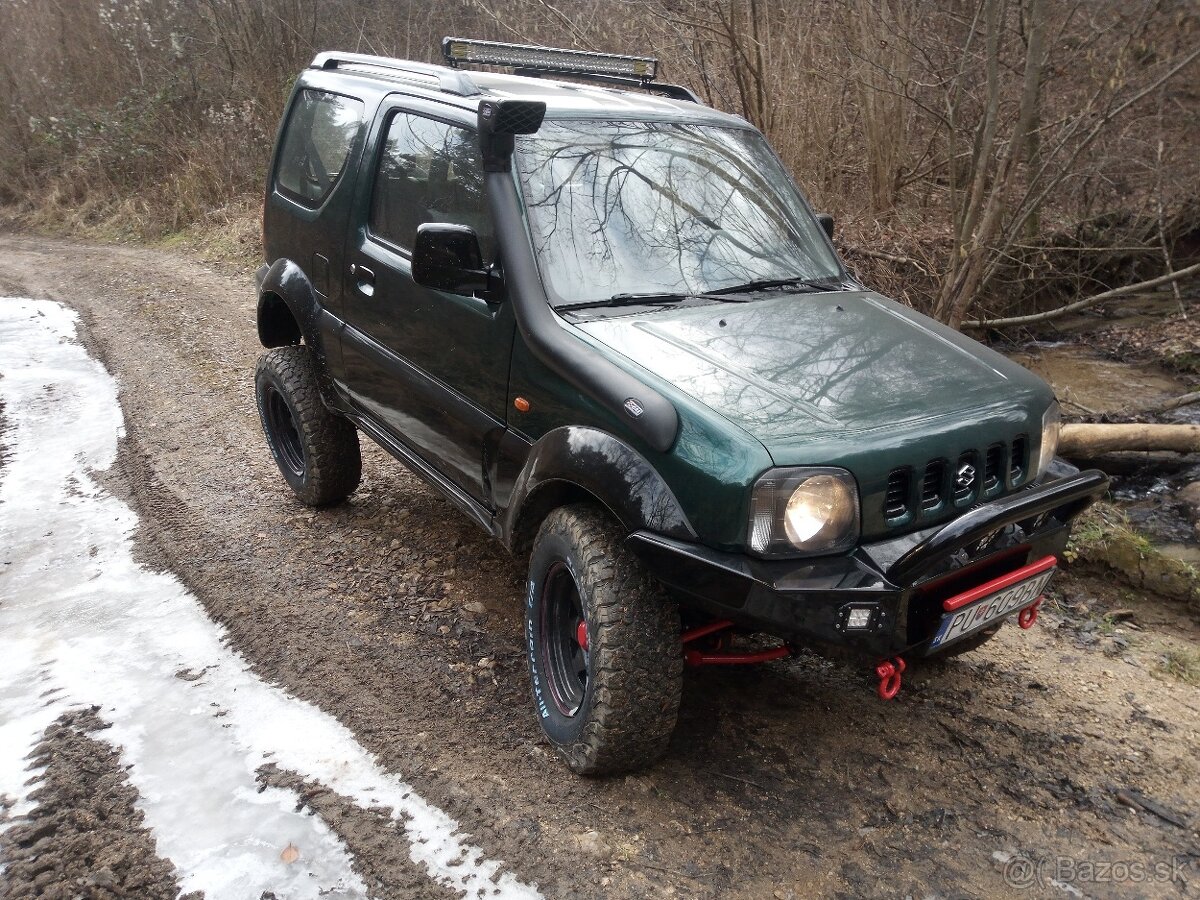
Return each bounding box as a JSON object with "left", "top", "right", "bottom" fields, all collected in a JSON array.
[{"left": 956, "top": 463, "right": 976, "bottom": 490}]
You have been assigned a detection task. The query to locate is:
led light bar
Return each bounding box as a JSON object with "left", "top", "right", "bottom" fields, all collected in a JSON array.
[{"left": 442, "top": 37, "right": 657, "bottom": 82}]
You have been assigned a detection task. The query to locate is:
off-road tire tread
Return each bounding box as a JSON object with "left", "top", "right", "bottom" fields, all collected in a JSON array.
[
  {"left": 535, "top": 504, "right": 682, "bottom": 775},
  {"left": 255, "top": 346, "right": 361, "bottom": 506}
]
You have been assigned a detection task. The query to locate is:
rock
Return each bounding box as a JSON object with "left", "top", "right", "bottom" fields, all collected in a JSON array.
[
  {"left": 576, "top": 830, "right": 610, "bottom": 858},
  {"left": 87, "top": 867, "right": 118, "bottom": 889},
  {"left": 1178, "top": 481, "right": 1200, "bottom": 515}
]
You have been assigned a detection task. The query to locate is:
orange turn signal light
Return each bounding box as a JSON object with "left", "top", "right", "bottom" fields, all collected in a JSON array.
[{"left": 514, "top": 396, "right": 531, "bottom": 413}]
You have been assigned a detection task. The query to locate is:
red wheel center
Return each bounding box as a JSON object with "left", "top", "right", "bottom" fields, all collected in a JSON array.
[{"left": 575, "top": 620, "right": 589, "bottom": 651}]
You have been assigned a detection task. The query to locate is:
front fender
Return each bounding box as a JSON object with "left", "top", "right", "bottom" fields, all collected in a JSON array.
[{"left": 502, "top": 426, "right": 697, "bottom": 550}]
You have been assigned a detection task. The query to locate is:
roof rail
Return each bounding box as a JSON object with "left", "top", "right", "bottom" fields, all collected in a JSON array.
[{"left": 309, "top": 52, "right": 480, "bottom": 97}]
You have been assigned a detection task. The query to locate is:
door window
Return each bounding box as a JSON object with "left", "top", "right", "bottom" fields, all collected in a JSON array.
[
  {"left": 275, "top": 89, "right": 363, "bottom": 206},
  {"left": 370, "top": 113, "right": 494, "bottom": 259}
]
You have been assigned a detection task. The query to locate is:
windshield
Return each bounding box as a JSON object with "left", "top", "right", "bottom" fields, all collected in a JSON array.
[{"left": 514, "top": 120, "right": 842, "bottom": 307}]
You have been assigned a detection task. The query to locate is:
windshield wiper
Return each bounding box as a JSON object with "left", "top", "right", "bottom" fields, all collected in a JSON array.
[
  {"left": 705, "top": 276, "right": 842, "bottom": 296},
  {"left": 556, "top": 291, "right": 691, "bottom": 313}
]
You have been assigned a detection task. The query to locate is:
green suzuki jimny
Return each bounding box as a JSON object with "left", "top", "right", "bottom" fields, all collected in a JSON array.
[{"left": 254, "top": 38, "right": 1108, "bottom": 774}]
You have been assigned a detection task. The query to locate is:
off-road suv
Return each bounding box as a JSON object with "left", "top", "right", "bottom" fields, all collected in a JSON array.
[{"left": 254, "top": 38, "right": 1109, "bottom": 774}]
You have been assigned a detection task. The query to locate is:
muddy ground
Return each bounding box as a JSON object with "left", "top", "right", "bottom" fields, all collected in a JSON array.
[{"left": 0, "top": 232, "right": 1198, "bottom": 899}]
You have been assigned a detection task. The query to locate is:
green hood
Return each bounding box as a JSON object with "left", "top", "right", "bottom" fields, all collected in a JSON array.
[{"left": 576, "top": 290, "right": 1055, "bottom": 538}]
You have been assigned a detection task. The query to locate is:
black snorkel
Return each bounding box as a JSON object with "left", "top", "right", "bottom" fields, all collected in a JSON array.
[{"left": 478, "top": 99, "right": 680, "bottom": 453}]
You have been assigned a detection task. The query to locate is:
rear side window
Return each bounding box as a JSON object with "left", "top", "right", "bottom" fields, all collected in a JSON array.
[
  {"left": 275, "top": 90, "right": 364, "bottom": 206},
  {"left": 369, "top": 113, "right": 494, "bottom": 258}
]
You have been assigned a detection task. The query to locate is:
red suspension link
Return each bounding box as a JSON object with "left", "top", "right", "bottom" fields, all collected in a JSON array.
[{"left": 681, "top": 620, "right": 793, "bottom": 666}]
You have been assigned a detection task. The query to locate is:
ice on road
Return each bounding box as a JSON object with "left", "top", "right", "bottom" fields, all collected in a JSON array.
[{"left": 0, "top": 298, "right": 539, "bottom": 899}]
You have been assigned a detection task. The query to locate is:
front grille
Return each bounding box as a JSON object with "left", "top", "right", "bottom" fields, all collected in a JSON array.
[
  {"left": 921, "top": 461, "right": 945, "bottom": 511},
  {"left": 953, "top": 452, "right": 978, "bottom": 504},
  {"left": 883, "top": 437, "right": 1027, "bottom": 527},
  {"left": 1010, "top": 436, "right": 1027, "bottom": 485},
  {"left": 983, "top": 444, "right": 1003, "bottom": 492},
  {"left": 884, "top": 468, "right": 910, "bottom": 520}
]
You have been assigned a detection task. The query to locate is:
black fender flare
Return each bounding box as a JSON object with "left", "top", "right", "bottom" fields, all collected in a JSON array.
[
  {"left": 256, "top": 259, "right": 323, "bottom": 349},
  {"left": 502, "top": 426, "right": 697, "bottom": 552}
]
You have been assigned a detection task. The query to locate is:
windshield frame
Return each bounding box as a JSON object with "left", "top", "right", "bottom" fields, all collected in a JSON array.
[{"left": 511, "top": 115, "right": 848, "bottom": 309}]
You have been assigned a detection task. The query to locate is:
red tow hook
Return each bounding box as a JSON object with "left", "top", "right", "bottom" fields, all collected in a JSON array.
[
  {"left": 875, "top": 656, "right": 906, "bottom": 700},
  {"left": 1018, "top": 597, "right": 1043, "bottom": 630}
]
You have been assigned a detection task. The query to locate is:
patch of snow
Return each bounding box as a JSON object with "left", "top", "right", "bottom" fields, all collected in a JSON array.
[{"left": 0, "top": 298, "right": 539, "bottom": 899}]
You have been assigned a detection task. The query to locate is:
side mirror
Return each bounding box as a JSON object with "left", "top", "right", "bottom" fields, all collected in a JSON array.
[
  {"left": 412, "top": 223, "right": 492, "bottom": 296},
  {"left": 815, "top": 213, "right": 834, "bottom": 240}
]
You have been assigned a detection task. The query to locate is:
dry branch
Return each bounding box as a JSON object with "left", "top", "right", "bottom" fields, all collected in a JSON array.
[
  {"left": 1059, "top": 423, "right": 1200, "bottom": 457},
  {"left": 1126, "top": 392, "right": 1200, "bottom": 418},
  {"left": 840, "top": 243, "right": 930, "bottom": 274},
  {"left": 964, "top": 263, "right": 1200, "bottom": 329}
]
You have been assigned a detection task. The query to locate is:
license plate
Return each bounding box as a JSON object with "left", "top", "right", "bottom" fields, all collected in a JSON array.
[{"left": 928, "top": 557, "right": 1057, "bottom": 651}]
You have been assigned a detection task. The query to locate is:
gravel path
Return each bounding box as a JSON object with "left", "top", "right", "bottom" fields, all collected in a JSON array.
[{"left": 0, "top": 232, "right": 1197, "bottom": 899}]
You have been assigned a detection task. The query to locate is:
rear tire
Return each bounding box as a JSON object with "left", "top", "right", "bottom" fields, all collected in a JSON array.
[
  {"left": 255, "top": 346, "right": 361, "bottom": 506},
  {"left": 525, "top": 504, "right": 682, "bottom": 775}
]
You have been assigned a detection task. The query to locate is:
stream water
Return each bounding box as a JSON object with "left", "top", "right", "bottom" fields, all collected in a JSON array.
[{"left": 1005, "top": 341, "right": 1200, "bottom": 564}]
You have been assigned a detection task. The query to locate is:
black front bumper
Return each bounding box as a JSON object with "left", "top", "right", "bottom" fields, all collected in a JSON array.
[{"left": 627, "top": 468, "right": 1109, "bottom": 658}]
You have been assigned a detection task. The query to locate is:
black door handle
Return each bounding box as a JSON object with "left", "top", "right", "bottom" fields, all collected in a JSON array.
[{"left": 351, "top": 263, "right": 375, "bottom": 296}]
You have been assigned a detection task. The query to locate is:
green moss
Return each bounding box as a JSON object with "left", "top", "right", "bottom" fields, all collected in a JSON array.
[
  {"left": 1164, "top": 352, "right": 1200, "bottom": 375},
  {"left": 1066, "top": 503, "right": 1200, "bottom": 615},
  {"left": 157, "top": 231, "right": 189, "bottom": 249}
]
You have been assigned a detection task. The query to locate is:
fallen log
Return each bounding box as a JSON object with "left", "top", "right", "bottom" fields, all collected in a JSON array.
[{"left": 1060, "top": 423, "right": 1200, "bottom": 456}]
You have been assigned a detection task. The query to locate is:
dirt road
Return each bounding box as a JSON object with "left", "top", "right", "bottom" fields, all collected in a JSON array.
[{"left": 0, "top": 233, "right": 1197, "bottom": 899}]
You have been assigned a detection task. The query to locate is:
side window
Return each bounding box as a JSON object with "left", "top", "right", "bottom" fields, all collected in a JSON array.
[
  {"left": 275, "top": 90, "right": 364, "bottom": 206},
  {"left": 370, "top": 113, "right": 494, "bottom": 259}
]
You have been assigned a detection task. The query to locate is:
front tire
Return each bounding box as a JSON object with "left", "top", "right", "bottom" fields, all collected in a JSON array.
[
  {"left": 525, "top": 505, "right": 682, "bottom": 775},
  {"left": 255, "top": 346, "right": 361, "bottom": 506}
]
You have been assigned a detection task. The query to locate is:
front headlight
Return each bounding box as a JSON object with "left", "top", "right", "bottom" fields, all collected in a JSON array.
[
  {"left": 1036, "top": 401, "right": 1061, "bottom": 478},
  {"left": 748, "top": 468, "right": 859, "bottom": 557}
]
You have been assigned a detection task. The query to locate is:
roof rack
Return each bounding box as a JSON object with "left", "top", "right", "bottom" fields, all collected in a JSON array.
[
  {"left": 511, "top": 68, "right": 700, "bottom": 103},
  {"left": 309, "top": 52, "right": 480, "bottom": 97},
  {"left": 442, "top": 37, "right": 700, "bottom": 103}
]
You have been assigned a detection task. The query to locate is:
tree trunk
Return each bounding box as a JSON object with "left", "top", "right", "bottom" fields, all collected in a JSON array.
[{"left": 1059, "top": 424, "right": 1200, "bottom": 457}]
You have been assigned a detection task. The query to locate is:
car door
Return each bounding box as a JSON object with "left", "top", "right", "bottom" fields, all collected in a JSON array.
[{"left": 340, "top": 99, "right": 515, "bottom": 505}]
